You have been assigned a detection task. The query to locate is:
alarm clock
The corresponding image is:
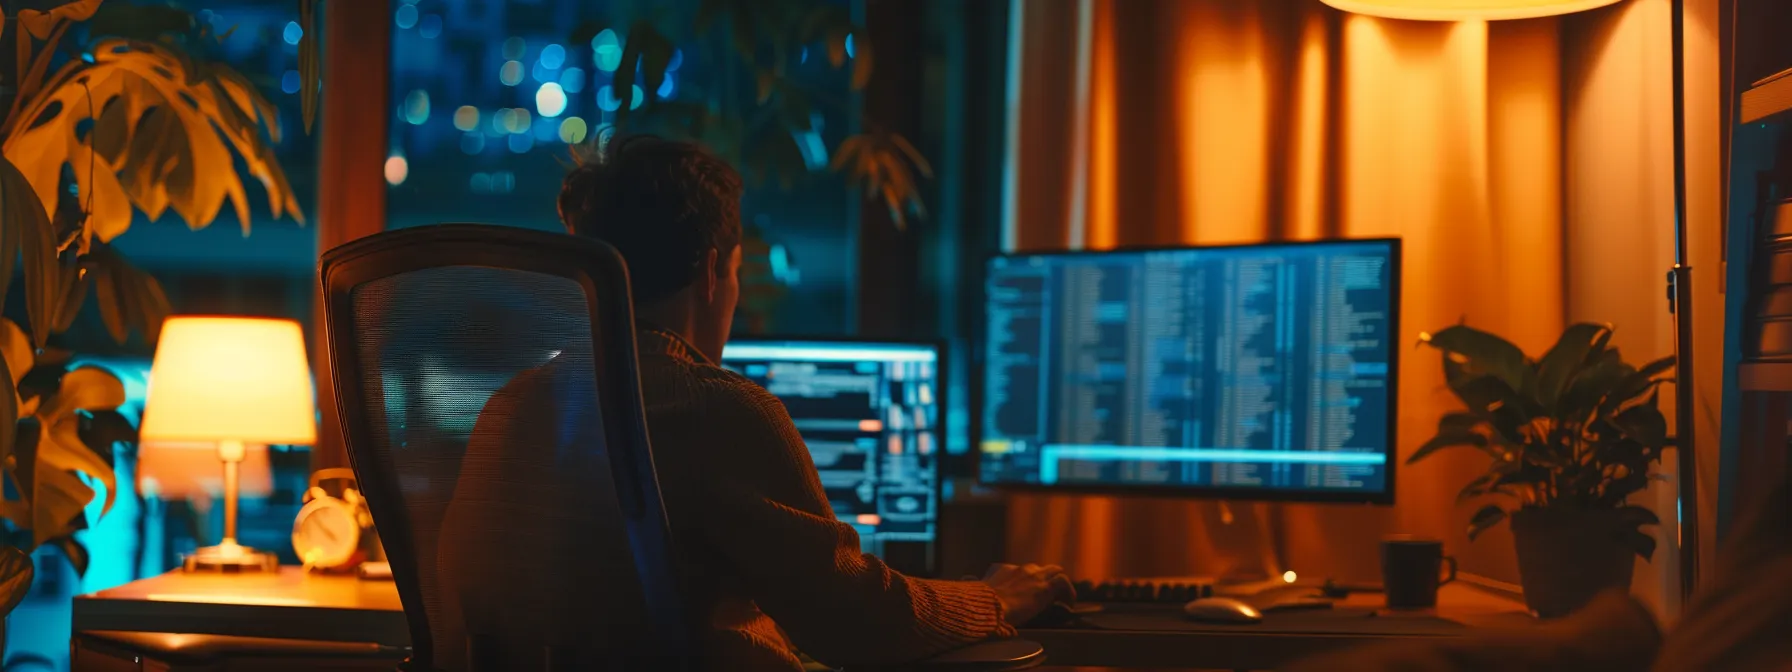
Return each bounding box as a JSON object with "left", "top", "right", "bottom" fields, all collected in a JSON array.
[{"left": 292, "top": 468, "right": 373, "bottom": 572}]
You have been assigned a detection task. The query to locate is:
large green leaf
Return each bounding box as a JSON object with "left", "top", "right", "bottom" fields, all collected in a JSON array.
[
  {"left": 612, "top": 21, "right": 675, "bottom": 128},
  {"left": 1611, "top": 392, "right": 1669, "bottom": 450},
  {"left": 0, "top": 354, "right": 14, "bottom": 492},
  {"left": 1534, "top": 322, "right": 1610, "bottom": 410},
  {"left": 1557, "top": 349, "right": 1630, "bottom": 420},
  {"left": 0, "top": 157, "right": 58, "bottom": 347},
  {"left": 1622, "top": 529, "right": 1657, "bottom": 561},
  {"left": 1467, "top": 504, "right": 1507, "bottom": 541},
  {"left": 29, "top": 444, "right": 93, "bottom": 548},
  {"left": 1422, "top": 324, "right": 1533, "bottom": 395},
  {"left": 0, "top": 545, "right": 32, "bottom": 617},
  {"left": 1407, "top": 430, "right": 1492, "bottom": 465},
  {"left": 37, "top": 416, "right": 115, "bottom": 519},
  {"left": 42, "top": 366, "right": 126, "bottom": 420},
  {"left": 1604, "top": 355, "right": 1676, "bottom": 415}
]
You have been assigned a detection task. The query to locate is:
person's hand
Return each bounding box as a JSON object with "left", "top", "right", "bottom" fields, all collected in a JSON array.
[{"left": 980, "top": 563, "right": 1076, "bottom": 626}]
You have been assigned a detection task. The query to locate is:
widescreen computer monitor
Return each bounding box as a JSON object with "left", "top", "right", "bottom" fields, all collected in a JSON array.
[
  {"left": 978, "top": 238, "right": 1401, "bottom": 503},
  {"left": 721, "top": 339, "right": 944, "bottom": 575}
]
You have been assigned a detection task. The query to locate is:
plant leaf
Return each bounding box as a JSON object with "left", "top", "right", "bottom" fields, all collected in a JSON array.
[
  {"left": 0, "top": 157, "right": 59, "bottom": 348},
  {"left": 18, "top": 0, "right": 103, "bottom": 40},
  {"left": 42, "top": 366, "right": 125, "bottom": 420},
  {"left": 1611, "top": 392, "right": 1669, "bottom": 450},
  {"left": 0, "top": 546, "right": 33, "bottom": 616},
  {"left": 50, "top": 536, "right": 88, "bottom": 577},
  {"left": 1467, "top": 504, "right": 1507, "bottom": 541},
  {"left": 0, "top": 321, "right": 31, "bottom": 387},
  {"left": 1617, "top": 504, "right": 1661, "bottom": 528},
  {"left": 1535, "top": 322, "right": 1611, "bottom": 410},
  {"left": 1622, "top": 529, "right": 1656, "bottom": 561},
  {"left": 38, "top": 414, "right": 115, "bottom": 518},
  {"left": 0, "top": 355, "right": 15, "bottom": 492},
  {"left": 1421, "top": 324, "right": 1533, "bottom": 395},
  {"left": 1408, "top": 430, "right": 1492, "bottom": 464}
]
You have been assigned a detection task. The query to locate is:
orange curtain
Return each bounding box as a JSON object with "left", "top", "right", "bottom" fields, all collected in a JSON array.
[{"left": 1002, "top": 0, "right": 1692, "bottom": 617}]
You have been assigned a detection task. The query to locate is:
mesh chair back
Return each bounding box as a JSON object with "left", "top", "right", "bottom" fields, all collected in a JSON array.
[{"left": 320, "top": 225, "right": 693, "bottom": 671}]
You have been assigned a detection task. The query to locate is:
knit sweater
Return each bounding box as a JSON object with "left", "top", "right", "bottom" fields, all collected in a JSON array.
[{"left": 634, "top": 327, "right": 1014, "bottom": 670}]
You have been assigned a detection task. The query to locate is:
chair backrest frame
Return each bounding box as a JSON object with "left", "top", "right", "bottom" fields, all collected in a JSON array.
[{"left": 319, "top": 224, "right": 695, "bottom": 670}]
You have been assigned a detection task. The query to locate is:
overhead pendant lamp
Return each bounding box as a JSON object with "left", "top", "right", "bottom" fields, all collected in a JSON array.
[{"left": 1317, "top": 0, "right": 1622, "bottom": 21}]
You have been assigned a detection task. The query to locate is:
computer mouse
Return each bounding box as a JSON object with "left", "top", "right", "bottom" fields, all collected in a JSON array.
[{"left": 1182, "top": 597, "right": 1263, "bottom": 624}]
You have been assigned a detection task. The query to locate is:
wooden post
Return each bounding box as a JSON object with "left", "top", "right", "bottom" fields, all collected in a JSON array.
[{"left": 311, "top": 0, "right": 391, "bottom": 471}]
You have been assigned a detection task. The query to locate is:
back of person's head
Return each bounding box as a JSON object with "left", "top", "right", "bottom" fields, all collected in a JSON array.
[{"left": 556, "top": 134, "right": 744, "bottom": 305}]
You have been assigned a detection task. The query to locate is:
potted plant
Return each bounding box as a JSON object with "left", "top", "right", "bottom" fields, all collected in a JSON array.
[
  {"left": 0, "top": 0, "right": 300, "bottom": 653},
  {"left": 1411, "top": 322, "right": 1674, "bottom": 617}
]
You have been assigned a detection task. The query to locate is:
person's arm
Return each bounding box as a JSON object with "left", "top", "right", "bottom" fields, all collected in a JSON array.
[{"left": 685, "top": 378, "right": 1015, "bottom": 666}]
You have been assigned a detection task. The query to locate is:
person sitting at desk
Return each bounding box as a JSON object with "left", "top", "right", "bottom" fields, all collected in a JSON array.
[{"left": 443, "top": 134, "right": 1073, "bottom": 672}]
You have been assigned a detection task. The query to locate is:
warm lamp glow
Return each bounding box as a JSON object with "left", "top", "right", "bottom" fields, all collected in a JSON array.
[
  {"left": 1317, "top": 0, "right": 1622, "bottom": 20},
  {"left": 141, "top": 317, "right": 317, "bottom": 446},
  {"left": 141, "top": 317, "right": 316, "bottom": 572}
]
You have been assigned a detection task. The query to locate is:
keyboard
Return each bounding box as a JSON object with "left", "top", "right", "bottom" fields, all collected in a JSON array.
[{"left": 1073, "top": 578, "right": 1215, "bottom": 604}]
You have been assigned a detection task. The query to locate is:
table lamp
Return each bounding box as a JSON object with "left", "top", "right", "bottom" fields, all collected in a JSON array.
[{"left": 141, "top": 317, "right": 317, "bottom": 572}]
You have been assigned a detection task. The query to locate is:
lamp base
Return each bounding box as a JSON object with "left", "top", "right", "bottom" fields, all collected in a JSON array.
[{"left": 182, "top": 541, "right": 278, "bottom": 573}]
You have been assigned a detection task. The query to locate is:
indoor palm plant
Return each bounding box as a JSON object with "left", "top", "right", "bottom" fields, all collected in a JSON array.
[
  {"left": 1412, "top": 322, "right": 1675, "bottom": 617},
  {"left": 0, "top": 0, "right": 300, "bottom": 646}
]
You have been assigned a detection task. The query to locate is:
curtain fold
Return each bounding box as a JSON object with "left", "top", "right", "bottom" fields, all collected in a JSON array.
[{"left": 1002, "top": 0, "right": 1684, "bottom": 614}]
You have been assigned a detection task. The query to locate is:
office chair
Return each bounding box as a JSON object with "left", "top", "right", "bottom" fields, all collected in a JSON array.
[{"left": 321, "top": 224, "right": 1042, "bottom": 672}]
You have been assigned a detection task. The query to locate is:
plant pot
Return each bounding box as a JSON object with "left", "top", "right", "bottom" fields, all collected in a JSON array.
[{"left": 1510, "top": 508, "right": 1637, "bottom": 618}]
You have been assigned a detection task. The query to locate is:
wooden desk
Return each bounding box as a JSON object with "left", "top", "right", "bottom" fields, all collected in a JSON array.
[
  {"left": 1021, "top": 583, "right": 1533, "bottom": 670},
  {"left": 73, "top": 567, "right": 410, "bottom": 647},
  {"left": 74, "top": 571, "right": 1528, "bottom": 670}
]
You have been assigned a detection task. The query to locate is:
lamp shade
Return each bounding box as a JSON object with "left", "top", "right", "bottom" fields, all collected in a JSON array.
[
  {"left": 1318, "top": 0, "right": 1622, "bottom": 20},
  {"left": 140, "top": 317, "right": 318, "bottom": 445}
]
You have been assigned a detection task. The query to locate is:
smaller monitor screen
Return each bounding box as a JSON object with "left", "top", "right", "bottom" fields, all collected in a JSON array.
[{"left": 722, "top": 339, "right": 942, "bottom": 575}]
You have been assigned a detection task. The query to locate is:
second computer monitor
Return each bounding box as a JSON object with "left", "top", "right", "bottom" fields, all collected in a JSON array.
[
  {"left": 721, "top": 339, "right": 943, "bottom": 575},
  {"left": 978, "top": 238, "right": 1401, "bottom": 503}
]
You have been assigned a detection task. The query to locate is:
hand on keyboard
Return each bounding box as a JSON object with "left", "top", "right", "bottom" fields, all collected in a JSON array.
[{"left": 981, "top": 563, "right": 1078, "bottom": 626}]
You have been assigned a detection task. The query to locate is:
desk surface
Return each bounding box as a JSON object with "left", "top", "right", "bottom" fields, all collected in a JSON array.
[
  {"left": 74, "top": 567, "right": 410, "bottom": 647},
  {"left": 1022, "top": 583, "right": 1533, "bottom": 669},
  {"left": 76, "top": 571, "right": 1527, "bottom": 669}
]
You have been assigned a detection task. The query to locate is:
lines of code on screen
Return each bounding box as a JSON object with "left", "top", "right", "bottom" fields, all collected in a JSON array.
[
  {"left": 722, "top": 342, "right": 940, "bottom": 565},
  {"left": 978, "top": 240, "right": 1397, "bottom": 499}
]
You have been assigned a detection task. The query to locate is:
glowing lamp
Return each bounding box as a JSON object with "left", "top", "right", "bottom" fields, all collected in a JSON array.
[
  {"left": 141, "top": 317, "right": 317, "bottom": 572},
  {"left": 1317, "top": 0, "right": 1622, "bottom": 20}
]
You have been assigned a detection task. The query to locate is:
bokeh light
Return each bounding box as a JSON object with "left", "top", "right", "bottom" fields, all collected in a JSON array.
[
  {"left": 500, "top": 61, "right": 524, "bottom": 86},
  {"left": 281, "top": 70, "right": 300, "bottom": 94},
  {"left": 592, "top": 29, "right": 622, "bottom": 72},
  {"left": 536, "top": 82, "right": 567, "bottom": 117},
  {"left": 502, "top": 37, "right": 526, "bottom": 60},
  {"left": 560, "top": 67, "right": 587, "bottom": 93},
  {"left": 402, "top": 90, "right": 429, "bottom": 125},
  {"left": 395, "top": 4, "right": 418, "bottom": 29},
  {"left": 453, "top": 106, "right": 479, "bottom": 132},
  {"left": 508, "top": 133, "right": 534, "bottom": 154},
  {"left": 283, "top": 22, "right": 303, "bottom": 45},
  {"left": 540, "top": 44, "right": 566, "bottom": 69},
  {"left": 384, "top": 155, "right": 409, "bottom": 186},
  {"left": 558, "top": 117, "right": 589, "bottom": 144}
]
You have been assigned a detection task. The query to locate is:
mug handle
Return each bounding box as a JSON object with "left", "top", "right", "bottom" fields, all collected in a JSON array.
[{"left": 1440, "top": 555, "right": 1458, "bottom": 585}]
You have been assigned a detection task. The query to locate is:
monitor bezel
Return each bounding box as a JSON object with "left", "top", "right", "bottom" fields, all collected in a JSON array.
[
  {"left": 973, "top": 237, "right": 1403, "bottom": 506},
  {"left": 721, "top": 335, "right": 952, "bottom": 575}
]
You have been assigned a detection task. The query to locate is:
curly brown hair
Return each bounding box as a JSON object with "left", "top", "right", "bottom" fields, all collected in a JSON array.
[{"left": 557, "top": 134, "right": 743, "bottom": 303}]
